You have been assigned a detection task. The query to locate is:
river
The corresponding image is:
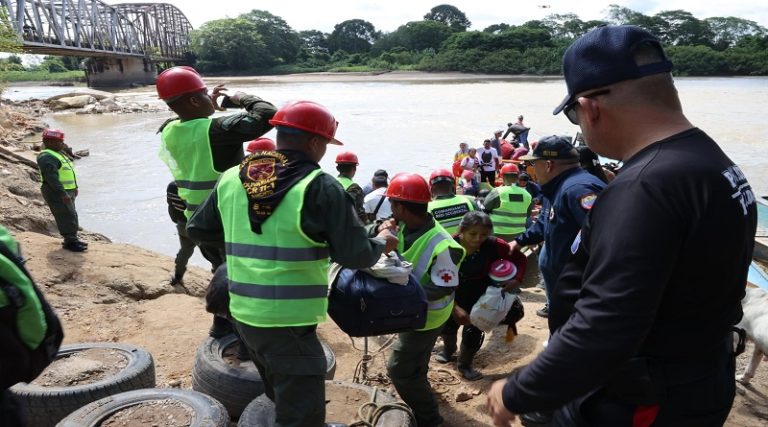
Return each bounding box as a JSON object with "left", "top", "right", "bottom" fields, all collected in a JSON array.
[{"left": 9, "top": 74, "right": 768, "bottom": 267}]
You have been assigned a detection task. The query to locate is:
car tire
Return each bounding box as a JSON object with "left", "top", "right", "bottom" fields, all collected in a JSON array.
[
  {"left": 56, "top": 388, "right": 228, "bottom": 426},
  {"left": 10, "top": 342, "right": 155, "bottom": 427}
]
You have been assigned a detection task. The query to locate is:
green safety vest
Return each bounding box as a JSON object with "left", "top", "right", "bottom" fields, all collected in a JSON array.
[
  {"left": 38, "top": 149, "right": 77, "bottom": 190},
  {"left": 0, "top": 226, "right": 47, "bottom": 350},
  {"left": 489, "top": 186, "right": 532, "bottom": 236},
  {"left": 428, "top": 195, "right": 475, "bottom": 235},
  {"left": 160, "top": 118, "right": 220, "bottom": 219},
  {"left": 218, "top": 167, "right": 330, "bottom": 327},
  {"left": 398, "top": 223, "right": 465, "bottom": 331},
  {"left": 336, "top": 176, "right": 354, "bottom": 190}
]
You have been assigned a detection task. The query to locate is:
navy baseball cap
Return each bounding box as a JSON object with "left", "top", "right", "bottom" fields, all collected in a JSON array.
[
  {"left": 519, "top": 136, "right": 578, "bottom": 161},
  {"left": 553, "top": 25, "right": 673, "bottom": 115}
]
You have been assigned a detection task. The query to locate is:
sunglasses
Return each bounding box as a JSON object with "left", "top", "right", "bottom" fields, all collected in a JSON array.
[{"left": 564, "top": 89, "right": 611, "bottom": 125}]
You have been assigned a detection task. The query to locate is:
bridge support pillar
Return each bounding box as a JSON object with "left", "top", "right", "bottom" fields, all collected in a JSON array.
[{"left": 84, "top": 57, "right": 156, "bottom": 88}]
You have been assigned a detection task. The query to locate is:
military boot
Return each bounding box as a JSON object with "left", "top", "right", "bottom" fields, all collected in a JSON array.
[
  {"left": 457, "top": 344, "right": 483, "bottom": 381},
  {"left": 434, "top": 334, "right": 457, "bottom": 363}
]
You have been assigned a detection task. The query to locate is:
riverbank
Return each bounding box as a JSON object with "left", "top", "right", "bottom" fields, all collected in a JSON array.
[{"left": 0, "top": 101, "right": 766, "bottom": 426}]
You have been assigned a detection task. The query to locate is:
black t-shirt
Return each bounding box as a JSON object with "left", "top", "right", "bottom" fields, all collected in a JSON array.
[{"left": 502, "top": 128, "right": 758, "bottom": 413}]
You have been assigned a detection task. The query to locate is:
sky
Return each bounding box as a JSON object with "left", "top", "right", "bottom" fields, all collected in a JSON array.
[{"left": 156, "top": 0, "right": 768, "bottom": 33}]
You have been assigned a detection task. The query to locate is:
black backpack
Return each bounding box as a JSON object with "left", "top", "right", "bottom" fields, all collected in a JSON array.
[
  {"left": 0, "top": 240, "right": 64, "bottom": 390},
  {"left": 328, "top": 268, "right": 427, "bottom": 337}
]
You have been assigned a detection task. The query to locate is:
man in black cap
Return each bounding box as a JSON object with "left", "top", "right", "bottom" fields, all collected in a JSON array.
[
  {"left": 487, "top": 25, "right": 756, "bottom": 427},
  {"left": 509, "top": 136, "right": 605, "bottom": 319},
  {"left": 362, "top": 169, "right": 389, "bottom": 196}
]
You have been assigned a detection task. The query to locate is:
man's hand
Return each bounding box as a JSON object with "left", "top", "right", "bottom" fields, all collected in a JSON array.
[
  {"left": 508, "top": 240, "right": 522, "bottom": 254},
  {"left": 377, "top": 218, "right": 398, "bottom": 234},
  {"left": 228, "top": 91, "right": 247, "bottom": 106},
  {"left": 377, "top": 229, "right": 399, "bottom": 253},
  {"left": 452, "top": 305, "right": 471, "bottom": 325},
  {"left": 486, "top": 378, "right": 517, "bottom": 426},
  {"left": 210, "top": 84, "right": 228, "bottom": 111}
]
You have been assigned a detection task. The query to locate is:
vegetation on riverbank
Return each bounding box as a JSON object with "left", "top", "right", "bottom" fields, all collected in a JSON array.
[
  {"left": 189, "top": 4, "right": 768, "bottom": 77},
  {"left": 0, "top": 69, "right": 84, "bottom": 82}
]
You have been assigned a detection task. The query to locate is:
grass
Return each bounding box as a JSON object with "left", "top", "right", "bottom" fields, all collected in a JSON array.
[{"left": 0, "top": 70, "right": 85, "bottom": 82}]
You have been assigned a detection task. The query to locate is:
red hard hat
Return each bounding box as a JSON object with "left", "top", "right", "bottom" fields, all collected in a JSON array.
[
  {"left": 461, "top": 170, "right": 474, "bottom": 181},
  {"left": 42, "top": 128, "right": 65, "bottom": 141},
  {"left": 335, "top": 151, "right": 359, "bottom": 165},
  {"left": 269, "top": 100, "right": 342, "bottom": 145},
  {"left": 156, "top": 66, "right": 206, "bottom": 101},
  {"left": 386, "top": 173, "right": 431, "bottom": 204},
  {"left": 500, "top": 163, "right": 520, "bottom": 175},
  {"left": 246, "top": 138, "right": 276, "bottom": 153},
  {"left": 429, "top": 168, "right": 455, "bottom": 186}
]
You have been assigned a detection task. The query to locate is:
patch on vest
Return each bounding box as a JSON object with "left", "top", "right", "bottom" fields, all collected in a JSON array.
[
  {"left": 436, "top": 268, "right": 455, "bottom": 284},
  {"left": 579, "top": 193, "right": 597, "bottom": 210},
  {"left": 432, "top": 204, "right": 470, "bottom": 221}
]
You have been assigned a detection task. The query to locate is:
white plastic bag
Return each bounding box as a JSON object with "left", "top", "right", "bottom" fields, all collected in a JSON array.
[
  {"left": 362, "top": 251, "right": 413, "bottom": 285},
  {"left": 470, "top": 286, "right": 515, "bottom": 332}
]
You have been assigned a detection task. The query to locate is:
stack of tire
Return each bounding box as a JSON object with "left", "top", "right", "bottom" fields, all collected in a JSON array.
[{"left": 191, "top": 333, "right": 337, "bottom": 418}]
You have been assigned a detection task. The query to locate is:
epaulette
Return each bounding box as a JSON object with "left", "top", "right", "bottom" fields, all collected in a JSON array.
[{"left": 157, "top": 117, "right": 179, "bottom": 134}]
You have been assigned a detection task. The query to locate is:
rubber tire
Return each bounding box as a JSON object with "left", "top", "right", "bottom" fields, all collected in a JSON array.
[
  {"left": 190, "top": 333, "right": 336, "bottom": 418},
  {"left": 237, "top": 380, "right": 414, "bottom": 427},
  {"left": 56, "top": 388, "right": 228, "bottom": 426},
  {"left": 10, "top": 342, "right": 155, "bottom": 427}
]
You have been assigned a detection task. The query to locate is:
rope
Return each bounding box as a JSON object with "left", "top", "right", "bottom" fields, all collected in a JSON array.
[
  {"left": 349, "top": 387, "right": 417, "bottom": 427},
  {"left": 350, "top": 335, "right": 396, "bottom": 385},
  {"left": 427, "top": 367, "right": 461, "bottom": 394}
]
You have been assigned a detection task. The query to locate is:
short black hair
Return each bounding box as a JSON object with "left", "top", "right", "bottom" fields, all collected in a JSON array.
[
  {"left": 395, "top": 200, "right": 427, "bottom": 216},
  {"left": 459, "top": 211, "right": 493, "bottom": 232},
  {"left": 336, "top": 163, "right": 356, "bottom": 174}
]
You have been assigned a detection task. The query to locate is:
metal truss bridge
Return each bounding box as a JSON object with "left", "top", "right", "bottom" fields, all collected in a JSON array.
[{"left": 0, "top": 1, "right": 192, "bottom": 61}]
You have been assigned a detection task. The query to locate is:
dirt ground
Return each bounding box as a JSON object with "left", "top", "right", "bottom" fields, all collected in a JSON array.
[{"left": 1, "top": 103, "right": 766, "bottom": 426}]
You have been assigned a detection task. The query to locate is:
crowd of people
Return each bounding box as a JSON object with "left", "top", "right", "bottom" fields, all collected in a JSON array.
[{"left": 0, "top": 25, "right": 758, "bottom": 427}]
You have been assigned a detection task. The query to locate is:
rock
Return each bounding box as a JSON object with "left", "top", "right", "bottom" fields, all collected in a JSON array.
[
  {"left": 77, "top": 104, "right": 97, "bottom": 115},
  {"left": 50, "top": 95, "right": 96, "bottom": 110},
  {"left": 455, "top": 390, "right": 473, "bottom": 402},
  {"left": 168, "top": 379, "right": 181, "bottom": 388},
  {"left": 47, "top": 89, "right": 114, "bottom": 102}
]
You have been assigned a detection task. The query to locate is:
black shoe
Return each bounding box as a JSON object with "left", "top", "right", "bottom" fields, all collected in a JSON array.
[
  {"left": 62, "top": 241, "right": 88, "bottom": 252},
  {"left": 520, "top": 410, "right": 553, "bottom": 426},
  {"left": 536, "top": 305, "right": 549, "bottom": 318},
  {"left": 209, "top": 316, "right": 233, "bottom": 338},
  {"left": 170, "top": 274, "right": 183, "bottom": 286},
  {"left": 236, "top": 342, "right": 250, "bottom": 361}
]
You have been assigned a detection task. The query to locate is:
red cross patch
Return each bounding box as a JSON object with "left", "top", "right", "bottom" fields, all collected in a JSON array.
[{"left": 440, "top": 272, "right": 453, "bottom": 283}]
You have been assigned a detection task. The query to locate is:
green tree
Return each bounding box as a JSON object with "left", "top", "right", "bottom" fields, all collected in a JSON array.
[
  {"left": 190, "top": 18, "right": 269, "bottom": 71},
  {"left": 328, "top": 19, "right": 379, "bottom": 53},
  {"left": 382, "top": 20, "right": 454, "bottom": 52},
  {"left": 424, "top": 4, "right": 471, "bottom": 31},
  {"left": 239, "top": 10, "right": 300, "bottom": 64},
  {"left": 299, "top": 30, "right": 329, "bottom": 55},
  {"left": 483, "top": 24, "right": 510, "bottom": 34},
  {"left": 654, "top": 10, "right": 713, "bottom": 46},
  {"left": 705, "top": 17, "right": 766, "bottom": 50},
  {"left": 7, "top": 54, "right": 21, "bottom": 64},
  {"left": 0, "top": 7, "right": 20, "bottom": 53}
]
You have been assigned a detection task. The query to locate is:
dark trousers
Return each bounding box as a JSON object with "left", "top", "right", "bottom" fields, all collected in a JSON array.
[
  {"left": 552, "top": 343, "right": 736, "bottom": 427},
  {"left": 174, "top": 221, "right": 195, "bottom": 278},
  {"left": 441, "top": 316, "right": 484, "bottom": 352},
  {"left": 41, "top": 186, "right": 78, "bottom": 242},
  {"left": 235, "top": 322, "right": 326, "bottom": 427},
  {"left": 387, "top": 326, "right": 444, "bottom": 427},
  {"left": 480, "top": 170, "right": 496, "bottom": 186}
]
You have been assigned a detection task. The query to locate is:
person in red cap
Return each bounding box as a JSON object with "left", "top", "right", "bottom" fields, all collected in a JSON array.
[
  {"left": 434, "top": 211, "right": 526, "bottom": 381},
  {"left": 335, "top": 151, "right": 367, "bottom": 224},
  {"left": 187, "top": 100, "right": 398, "bottom": 427},
  {"left": 377, "top": 173, "right": 465, "bottom": 426},
  {"left": 36, "top": 129, "right": 87, "bottom": 252},
  {"left": 156, "top": 66, "right": 276, "bottom": 338}
]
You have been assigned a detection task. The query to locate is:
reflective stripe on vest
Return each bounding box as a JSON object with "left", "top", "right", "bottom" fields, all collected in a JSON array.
[
  {"left": 428, "top": 195, "right": 475, "bottom": 235},
  {"left": 218, "top": 167, "right": 329, "bottom": 327},
  {"left": 0, "top": 225, "right": 47, "bottom": 349},
  {"left": 336, "top": 176, "right": 353, "bottom": 191},
  {"left": 490, "top": 186, "right": 531, "bottom": 236},
  {"left": 39, "top": 149, "right": 77, "bottom": 190},
  {"left": 399, "top": 222, "right": 465, "bottom": 331},
  {"left": 159, "top": 118, "right": 220, "bottom": 220}
]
